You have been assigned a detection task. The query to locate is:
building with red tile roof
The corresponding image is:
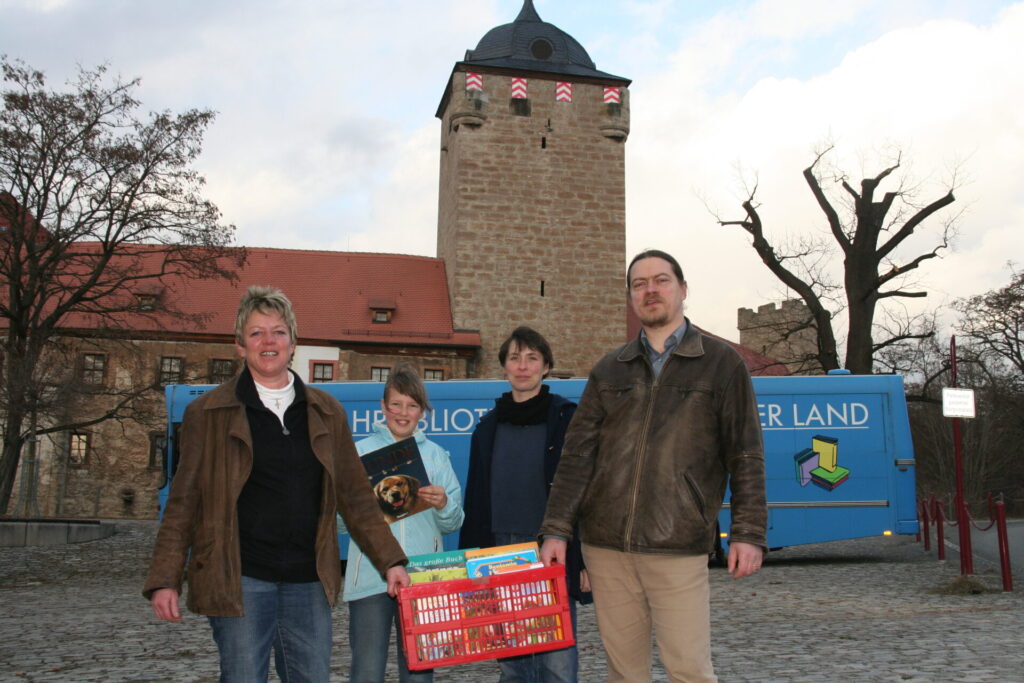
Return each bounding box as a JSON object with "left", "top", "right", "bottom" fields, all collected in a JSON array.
[{"left": 55, "top": 245, "right": 480, "bottom": 360}]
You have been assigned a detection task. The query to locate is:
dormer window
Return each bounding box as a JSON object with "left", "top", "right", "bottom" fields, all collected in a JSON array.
[
  {"left": 138, "top": 294, "right": 157, "bottom": 311},
  {"left": 368, "top": 296, "right": 396, "bottom": 324},
  {"left": 135, "top": 284, "right": 164, "bottom": 311}
]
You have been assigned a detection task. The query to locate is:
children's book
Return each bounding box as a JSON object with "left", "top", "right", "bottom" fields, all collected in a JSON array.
[
  {"left": 465, "top": 542, "right": 540, "bottom": 578},
  {"left": 360, "top": 437, "right": 432, "bottom": 523},
  {"left": 407, "top": 549, "right": 473, "bottom": 571},
  {"left": 406, "top": 549, "right": 474, "bottom": 583},
  {"left": 409, "top": 566, "right": 470, "bottom": 584}
]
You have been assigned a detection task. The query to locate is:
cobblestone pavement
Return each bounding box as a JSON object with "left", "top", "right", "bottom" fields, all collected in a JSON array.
[{"left": 1, "top": 521, "right": 1021, "bottom": 682}]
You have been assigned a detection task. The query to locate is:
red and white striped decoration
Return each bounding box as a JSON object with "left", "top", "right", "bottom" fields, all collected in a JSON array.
[
  {"left": 603, "top": 87, "right": 621, "bottom": 104},
  {"left": 511, "top": 77, "right": 528, "bottom": 99},
  {"left": 465, "top": 72, "right": 483, "bottom": 91},
  {"left": 555, "top": 81, "right": 573, "bottom": 102}
]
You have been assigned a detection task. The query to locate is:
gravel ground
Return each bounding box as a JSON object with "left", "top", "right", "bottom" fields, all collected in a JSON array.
[{"left": 1, "top": 520, "right": 1021, "bottom": 682}]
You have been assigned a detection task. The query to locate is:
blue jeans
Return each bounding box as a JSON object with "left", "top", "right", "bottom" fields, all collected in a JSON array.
[
  {"left": 208, "top": 576, "right": 331, "bottom": 683},
  {"left": 493, "top": 533, "right": 579, "bottom": 683},
  {"left": 348, "top": 592, "right": 433, "bottom": 683}
]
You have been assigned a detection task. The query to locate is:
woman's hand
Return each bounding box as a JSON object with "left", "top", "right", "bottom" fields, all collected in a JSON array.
[{"left": 151, "top": 588, "right": 182, "bottom": 622}]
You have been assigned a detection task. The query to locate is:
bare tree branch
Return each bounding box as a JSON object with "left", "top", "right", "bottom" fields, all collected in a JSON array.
[
  {"left": 0, "top": 57, "right": 245, "bottom": 512},
  {"left": 718, "top": 145, "right": 959, "bottom": 374}
]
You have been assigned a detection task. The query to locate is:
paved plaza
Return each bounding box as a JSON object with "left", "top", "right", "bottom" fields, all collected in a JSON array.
[{"left": 1, "top": 520, "right": 1021, "bottom": 682}]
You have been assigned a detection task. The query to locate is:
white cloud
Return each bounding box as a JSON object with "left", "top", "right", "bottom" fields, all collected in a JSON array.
[
  {"left": 3, "top": 0, "right": 1021, "bottom": 349},
  {"left": 0, "top": 0, "right": 77, "bottom": 11},
  {"left": 626, "top": 2, "right": 1024, "bottom": 341},
  {"left": 340, "top": 123, "right": 441, "bottom": 256}
]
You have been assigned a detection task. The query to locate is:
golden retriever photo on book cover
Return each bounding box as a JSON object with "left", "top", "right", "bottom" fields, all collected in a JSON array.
[{"left": 361, "top": 437, "right": 432, "bottom": 523}]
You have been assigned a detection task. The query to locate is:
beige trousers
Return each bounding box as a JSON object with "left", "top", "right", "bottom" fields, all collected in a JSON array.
[{"left": 582, "top": 544, "right": 716, "bottom": 683}]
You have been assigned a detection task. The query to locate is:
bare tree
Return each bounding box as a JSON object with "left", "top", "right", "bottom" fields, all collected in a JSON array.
[
  {"left": 900, "top": 334, "right": 1024, "bottom": 513},
  {"left": 0, "top": 58, "right": 244, "bottom": 513},
  {"left": 954, "top": 265, "right": 1023, "bottom": 386},
  {"left": 719, "top": 145, "right": 957, "bottom": 374}
]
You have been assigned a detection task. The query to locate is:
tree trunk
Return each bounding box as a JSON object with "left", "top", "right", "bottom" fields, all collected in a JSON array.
[
  {"left": 845, "top": 278, "right": 878, "bottom": 374},
  {"left": 0, "top": 412, "right": 27, "bottom": 515}
]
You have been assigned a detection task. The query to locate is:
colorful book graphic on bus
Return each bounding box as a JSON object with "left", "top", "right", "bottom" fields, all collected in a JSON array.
[{"left": 793, "top": 435, "right": 850, "bottom": 490}]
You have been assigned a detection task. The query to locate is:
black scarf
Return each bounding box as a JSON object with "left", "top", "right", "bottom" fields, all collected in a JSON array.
[{"left": 494, "top": 383, "right": 552, "bottom": 426}]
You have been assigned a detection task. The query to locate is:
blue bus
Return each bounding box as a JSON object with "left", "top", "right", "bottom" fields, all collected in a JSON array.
[{"left": 162, "top": 372, "right": 918, "bottom": 558}]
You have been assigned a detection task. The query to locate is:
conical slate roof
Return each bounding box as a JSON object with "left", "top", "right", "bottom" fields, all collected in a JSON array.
[{"left": 461, "top": 0, "right": 628, "bottom": 82}]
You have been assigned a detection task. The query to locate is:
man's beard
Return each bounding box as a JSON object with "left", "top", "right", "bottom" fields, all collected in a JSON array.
[
  {"left": 636, "top": 296, "right": 676, "bottom": 328},
  {"left": 638, "top": 308, "right": 674, "bottom": 328}
]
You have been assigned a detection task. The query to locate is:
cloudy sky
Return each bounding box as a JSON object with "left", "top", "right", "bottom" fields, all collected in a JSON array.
[{"left": 3, "top": 0, "right": 1021, "bottom": 343}]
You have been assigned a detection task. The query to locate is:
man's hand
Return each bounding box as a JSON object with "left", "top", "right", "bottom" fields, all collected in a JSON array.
[
  {"left": 418, "top": 484, "right": 447, "bottom": 510},
  {"left": 580, "top": 568, "right": 591, "bottom": 593},
  {"left": 150, "top": 588, "right": 182, "bottom": 622},
  {"left": 386, "top": 565, "right": 410, "bottom": 597},
  {"left": 540, "top": 537, "right": 567, "bottom": 567},
  {"left": 727, "top": 541, "right": 764, "bottom": 579}
]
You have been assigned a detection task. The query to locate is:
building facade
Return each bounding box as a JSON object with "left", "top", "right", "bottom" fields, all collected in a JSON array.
[{"left": 7, "top": 248, "right": 480, "bottom": 519}]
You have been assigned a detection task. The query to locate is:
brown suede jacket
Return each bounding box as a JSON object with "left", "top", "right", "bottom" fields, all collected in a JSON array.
[
  {"left": 540, "top": 321, "right": 767, "bottom": 555},
  {"left": 142, "top": 374, "right": 406, "bottom": 617}
]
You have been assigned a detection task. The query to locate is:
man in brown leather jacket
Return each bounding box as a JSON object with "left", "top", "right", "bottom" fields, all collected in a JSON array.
[{"left": 540, "top": 250, "right": 767, "bottom": 683}]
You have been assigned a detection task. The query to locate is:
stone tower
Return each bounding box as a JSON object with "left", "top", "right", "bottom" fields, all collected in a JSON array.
[
  {"left": 436, "top": 0, "right": 630, "bottom": 378},
  {"left": 737, "top": 300, "right": 822, "bottom": 375}
]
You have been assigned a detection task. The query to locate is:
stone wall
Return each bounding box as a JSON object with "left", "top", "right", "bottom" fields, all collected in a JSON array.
[{"left": 737, "top": 299, "right": 822, "bottom": 374}]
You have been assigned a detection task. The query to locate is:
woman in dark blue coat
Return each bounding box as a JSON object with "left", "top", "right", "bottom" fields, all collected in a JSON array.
[{"left": 460, "top": 326, "right": 591, "bottom": 683}]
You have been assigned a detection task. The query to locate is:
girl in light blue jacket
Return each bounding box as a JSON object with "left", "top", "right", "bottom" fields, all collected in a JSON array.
[{"left": 340, "top": 366, "right": 464, "bottom": 683}]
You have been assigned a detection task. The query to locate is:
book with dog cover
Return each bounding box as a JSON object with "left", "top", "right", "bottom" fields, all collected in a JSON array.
[{"left": 360, "top": 437, "right": 432, "bottom": 523}]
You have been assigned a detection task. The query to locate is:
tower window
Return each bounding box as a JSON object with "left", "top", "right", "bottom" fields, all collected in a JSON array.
[
  {"left": 510, "top": 99, "right": 531, "bottom": 117},
  {"left": 530, "top": 38, "right": 553, "bottom": 60}
]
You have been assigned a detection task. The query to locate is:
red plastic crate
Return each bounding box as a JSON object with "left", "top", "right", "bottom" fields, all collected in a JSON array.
[{"left": 397, "top": 564, "right": 575, "bottom": 670}]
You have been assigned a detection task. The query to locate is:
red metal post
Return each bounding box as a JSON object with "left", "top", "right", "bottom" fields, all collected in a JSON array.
[
  {"left": 950, "top": 336, "right": 974, "bottom": 575},
  {"left": 920, "top": 499, "right": 931, "bottom": 551},
  {"left": 934, "top": 498, "right": 946, "bottom": 561},
  {"left": 995, "top": 501, "right": 1014, "bottom": 592}
]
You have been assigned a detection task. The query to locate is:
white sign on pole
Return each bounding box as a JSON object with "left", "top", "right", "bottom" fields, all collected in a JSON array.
[{"left": 942, "top": 388, "right": 976, "bottom": 418}]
